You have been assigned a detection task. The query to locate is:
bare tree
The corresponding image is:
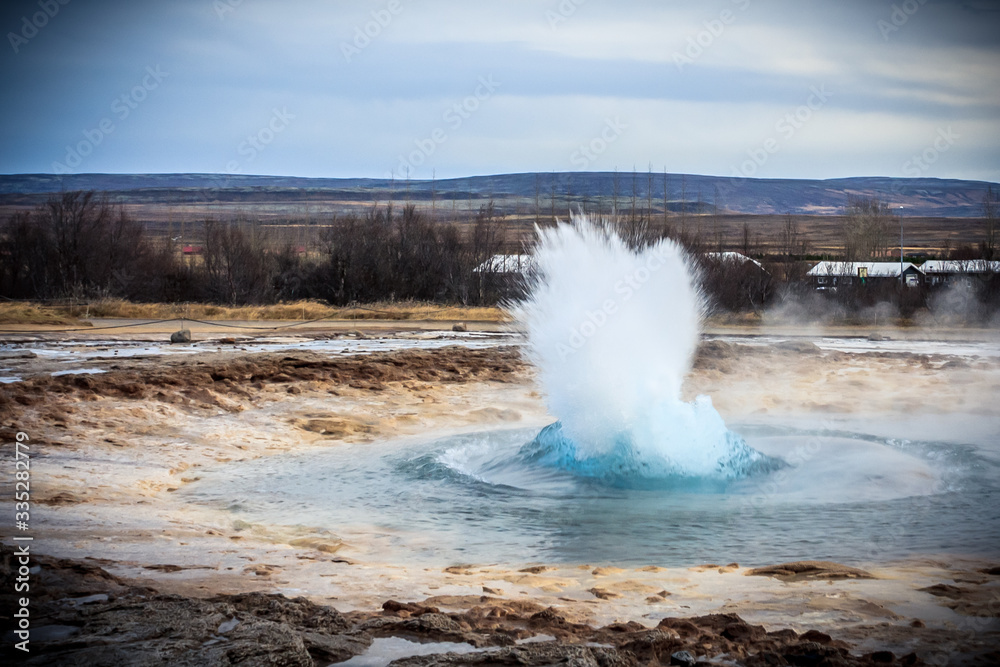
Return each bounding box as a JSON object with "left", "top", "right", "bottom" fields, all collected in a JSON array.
[
  {"left": 0, "top": 190, "right": 199, "bottom": 303},
  {"left": 679, "top": 175, "right": 689, "bottom": 243},
  {"left": 740, "top": 220, "right": 757, "bottom": 257},
  {"left": 617, "top": 169, "right": 649, "bottom": 248},
  {"left": 549, "top": 175, "right": 557, "bottom": 224},
  {"left": 982, "top": 185, "right": 998, "bottom": 260},
  {"left": 202, "top": 218, "right": 275, "bottom": 304},
  {"left": 46, "top": 191, "right": 113, "bottom": 291},
  {"left": 780, "top": 215, "right": 799, "bottom": 260},
  {"left": 646, "top": 165, "right": 653, "bottom": 226},
  {"left": 843, "top": 195, "right": 896, "bottom": 260},
  {"left": 104, "top": 205, "right": 152, "bottom": 296},
  {"left": 629, "top": 168, "right": 637, "bottom": 225},
  {"left": 775, "top": 214, "right": 809, "bottom": 283},
  {"left": 566, "top": 176, "right": 573, "bottom": 217},
  {"left": 0, "top": 211, "right": 51, "bottom": 298},
  {"left": 712, "top": 186, "right": 722, "bottom": 252},
  {"left": 661, "top": 168, "right": 670, "bottom": 239},
  {"left": 700, "top": 254, "right": 772, "bottom": 313},
  {"left": 534, "top": 174, "right": 541, "bottom": 227},
  {"left": 611, "top": 168, "right": 621, "bottom": 215},
  {"left": 469, "top": 201, "right": 507, "bottom": 304},
  {"left": 430, "top": 169, "right": 437, "bottom": 221}
]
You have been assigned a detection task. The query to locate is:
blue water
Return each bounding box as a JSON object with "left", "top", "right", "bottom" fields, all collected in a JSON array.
[
  {"left": 180, "top": 420, "right": 1000, "bottom": 567},
  {"left": 522, "top": 421, "right": 786, "bottom": 489}
]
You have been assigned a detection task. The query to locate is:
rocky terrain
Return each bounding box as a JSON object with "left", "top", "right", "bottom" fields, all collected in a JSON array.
[
  {"left": 9, "top": 544, "right": 998, "bottom": 666},
  {"left": 1, "top": 335, "right": 999, "bottom": 665}
]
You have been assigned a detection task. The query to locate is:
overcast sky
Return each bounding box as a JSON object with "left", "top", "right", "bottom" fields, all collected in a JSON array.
[{"left": 1, "top": 0, "right": 998, "bottom": 182}]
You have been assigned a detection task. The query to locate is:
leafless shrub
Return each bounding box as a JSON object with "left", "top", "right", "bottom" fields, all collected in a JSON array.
[
  {"left": 982, "top": 185, "right": 998, "bottom": 260},
  {"left": 843, "top": 195, "right": 897, "bottom": 260},
  {"left": 202, "top": 218, "right": 276, "bottom": 304},
  {"left": 0, "top": 191, "right": 158, "bottom": 300},
  {"left": 467, "top": 201, "right": 507, "bottom": 304},
  {"left": 699, "top": 255, "right": 772, "bottom": 313},
  {"left": 313, "top": 203, "right": 476, "bottom": 306}
]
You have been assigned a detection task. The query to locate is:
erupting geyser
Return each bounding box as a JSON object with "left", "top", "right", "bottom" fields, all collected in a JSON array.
[{"left": 513, "top": 216, "right": 779, "bottom": 484}]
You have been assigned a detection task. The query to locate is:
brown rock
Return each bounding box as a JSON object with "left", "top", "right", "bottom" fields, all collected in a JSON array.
[
  {"left": 19, "top": 594, "right": 365, "bottom": 666},
  {"left": 657, "top": 618, "right": 701, "bottom": 638},
  {"left": 169, "top": 329, "right": 192, "bottom": 343},
  {"left": 389, "top": 644, "right": 632, "bottom": 666},
  {"left": 382, "top": 600, "right": 440, "bottom": 617},
  {"left": 618, "top": 629, "right": 683, "bottom": 663},
  {"left": 800, "top": 629, "right": 833, "bottom": 644},
  {"left": 918, "top": 583, "right": 1000, "bottom": 616},
  {"left": 588, "top": 587, "right": 622, "bottom": 600},
  {"left": 693, "top": 613, "right": 767, "bottom": 643},
  {"left": 745, "top": 560, "right": 875, "bottom": 581}
]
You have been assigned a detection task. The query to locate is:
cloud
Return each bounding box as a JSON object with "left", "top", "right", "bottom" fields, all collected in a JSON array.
[{"left": 0, "top": 0, "right": 997, "bottom": 181}]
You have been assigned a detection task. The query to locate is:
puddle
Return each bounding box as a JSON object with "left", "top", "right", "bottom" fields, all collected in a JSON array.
[
  {"left": 51, "top": 368, "right": 108, "bottom": 377},
  {"left": 336, "top": 636, "right": 484, "bottom": 667},
  {"left": 19, "top": 333, "right": 517, "bottom": 363}
]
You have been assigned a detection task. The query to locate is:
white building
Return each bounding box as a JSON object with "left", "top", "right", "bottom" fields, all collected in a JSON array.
[
  {"left": 473, "top": 254, "right": 535, "bottom": 275},
  {"left": 704, "top": 251, "right": 767, "bottom": 272},
  {"left": 806, "top": 261, "right": 923, "bottom": 288},
  {"left": 919, "top": 260, "right": 1000, "bottom": 286}
]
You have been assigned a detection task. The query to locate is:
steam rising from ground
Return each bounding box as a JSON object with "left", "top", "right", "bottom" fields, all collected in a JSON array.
[{"left": 514, "top": 217, "right": 775, "bottom": 481}]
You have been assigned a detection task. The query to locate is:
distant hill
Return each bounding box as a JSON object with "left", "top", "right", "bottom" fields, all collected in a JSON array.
[{"left": 0, "top": 172, "right": 995, "bottom": 218}]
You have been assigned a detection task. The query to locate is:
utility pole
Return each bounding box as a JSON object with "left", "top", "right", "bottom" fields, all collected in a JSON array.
[
  {"left": 431, "top": 169, "right": 436, "bottom": 221},
  {"left": 898, "top": 205, "right": 904, "bottom": 288}
]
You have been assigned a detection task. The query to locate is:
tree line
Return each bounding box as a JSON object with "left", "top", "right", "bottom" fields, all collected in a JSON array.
[
  {"left": 0, "top": 191, "right": 514, "bottom": 307},
  {"left": 1, "top": 189, "right": 998, "bottom": 317}
]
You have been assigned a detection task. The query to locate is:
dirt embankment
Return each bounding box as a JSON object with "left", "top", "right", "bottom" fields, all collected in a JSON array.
[
  {"left": 6, "top": 544, "right": 985, "bottom": 667},
  {"left": 0, "top": 346, "right": 524, "bottom": 423}
]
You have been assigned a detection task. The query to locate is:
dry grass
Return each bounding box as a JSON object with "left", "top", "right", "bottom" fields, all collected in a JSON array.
[
  {"left": 14, "top": 299, "right": 510, "bottom": 323},
  {"left": 335, "top": 302, "right": 507, "bottom": 322},
  {"left": 0, "top": 303, "right": 91, "bottom": 326},
  {"left": 704, "top": 312, "right": 764, "bottom": 327}
]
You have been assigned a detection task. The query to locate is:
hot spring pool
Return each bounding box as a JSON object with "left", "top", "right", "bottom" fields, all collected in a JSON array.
[
  {"left": 180, "top": 419, "right": 1000, "bottom": 567},
  {"left": 181, "top": 220, "right": 1000, "bottom": 568}
]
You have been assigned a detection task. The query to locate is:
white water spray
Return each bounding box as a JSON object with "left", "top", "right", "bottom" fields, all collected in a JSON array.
[{"left": 514, "top": 216, "right": 772, "bottom": 481}]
